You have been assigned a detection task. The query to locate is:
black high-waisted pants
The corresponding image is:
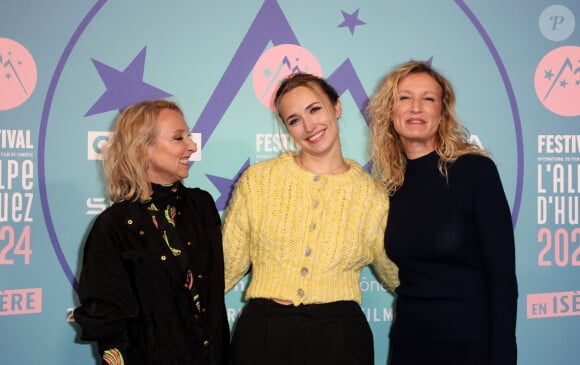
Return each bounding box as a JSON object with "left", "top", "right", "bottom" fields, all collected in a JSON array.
[{"left": 231, "top": 298, "right": 374, "bottom": 365}]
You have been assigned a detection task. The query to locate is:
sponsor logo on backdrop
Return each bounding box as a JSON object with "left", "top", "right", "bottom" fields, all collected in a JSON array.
[
  {"left": 538, "top": 5, "right": 576, "bottom": 42},
  {"left": 252, "top": 44, "right": 323, "bottom": 111},
  {"left": 534, "top": 45, "right": 580, "bottom": 117},
  {"left": 0, "top": 129, "right": 35, "bottom": 266},
  {"left": 0, "top": 288, "right": 42, "bottom": 316},
  {"left": 0, "top": 129, "right": 34, "bottom": 306},
  {"left": 361, "top": 306, "right": 394, "bottom": 322},
  {"left": 534, "top": 133, "right": 579, "bottom": 319},
  {"left": 86, "top": 197, "right": 110, "bottom": 215},
  {"left": 0, "top": 38, "right": 38, "bottom": 111},
  {"left": 536, "top": 134, "right": 579, "bottom": 270},
  {"left": 0, "top": 129, "right": 34, "bottom": 150},
  {"left": 527, "top": 290, "right": 580, "bottom": 318},
  {"left": 256, "top": 132, "right": 298, "bottom": 161},
  {"left": 87, "top": 131, "right": 112, "bottom": 160}
]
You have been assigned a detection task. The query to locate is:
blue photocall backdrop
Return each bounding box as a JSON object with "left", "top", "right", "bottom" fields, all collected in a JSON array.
[{"left": 1, "top": 1, "right": 579, "bottom": 363}]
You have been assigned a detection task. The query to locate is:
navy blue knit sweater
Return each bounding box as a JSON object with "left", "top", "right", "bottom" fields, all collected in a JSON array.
[{"left": 385, "top": 151, "right": 518, "bottom": 364}]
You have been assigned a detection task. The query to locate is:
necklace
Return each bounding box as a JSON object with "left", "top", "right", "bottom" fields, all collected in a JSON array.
[{"left": 295, "top": 155, "right": 349, "bottom": 175}]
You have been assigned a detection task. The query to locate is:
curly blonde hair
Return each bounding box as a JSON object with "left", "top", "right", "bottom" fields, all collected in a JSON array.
[
  {"left": 102, "top": 99, "right": 183, "bottom": 202},
  {"left": 366, "top": 60, "right": 486, "bottom": 195}
]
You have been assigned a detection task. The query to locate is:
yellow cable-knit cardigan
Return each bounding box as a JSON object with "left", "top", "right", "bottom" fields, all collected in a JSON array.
[{"left": 223, "top": 152, "right": 399, "bottom": 305}]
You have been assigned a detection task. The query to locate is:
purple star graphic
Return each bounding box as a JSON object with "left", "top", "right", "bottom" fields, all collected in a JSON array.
[
  {"left": 85, "top": 47, "right": 172, "bottom": 116},
  {"left": 206, "top": 159, "right": 251, "bottom": 211},
  {"left": 338, "top": 9, "right": 366, "bottom": 35}
]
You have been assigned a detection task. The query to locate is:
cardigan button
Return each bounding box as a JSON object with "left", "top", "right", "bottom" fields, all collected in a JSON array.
[
  {"left": 127, "top": 219, "right": 133, "bottom": 225},
  {"left": 308, "top": 222, "right": 316, "bottom": 231},
  {"left": 297, "top": 288, "right": 304, "bottom": 297},
  {"left": 300, "top": 267, "right": 309, "bottom": 277},
  {"left": 203, "top": 340, "right": 210, "bottom": 347},
  {"left": 311, "top": 199, "right": 319, "bottom": 208},
  {"left": 161, "top": 255, "right": 167, "bottom": 261},
  {"left": 304, "top": 247, "right": 312, "bottom": 256}
]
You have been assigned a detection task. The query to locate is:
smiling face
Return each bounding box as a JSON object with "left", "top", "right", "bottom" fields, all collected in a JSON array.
[
  {"left": 146, "top": 108, "right": 197, "bottom": 184},
  {"left": 277, "top": 84, "right": 342, "bottom": 159},
  {"left": 392, "top": 72, "right": 443, "bottom": 158}
]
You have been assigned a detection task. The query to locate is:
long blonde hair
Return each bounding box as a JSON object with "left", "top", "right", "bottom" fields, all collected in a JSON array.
[
  {"left": 366, "top": 60, "right": 487, "bottom": 195},
  {"left": 103, "top": 99, "right": 183, "bottom": 202}
]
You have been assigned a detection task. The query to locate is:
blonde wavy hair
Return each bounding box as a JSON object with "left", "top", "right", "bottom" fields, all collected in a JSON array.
[
  {"left": 102, "top": 99, "right": 183, "bottom": 202},
  {"left": 366, "top": 60, "right": 487, "bottom": 195}
]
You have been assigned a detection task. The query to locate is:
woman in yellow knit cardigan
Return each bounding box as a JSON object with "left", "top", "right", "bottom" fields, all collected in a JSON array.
[{"left": 223, "top": 73, "right": 399, "bottom": 365}]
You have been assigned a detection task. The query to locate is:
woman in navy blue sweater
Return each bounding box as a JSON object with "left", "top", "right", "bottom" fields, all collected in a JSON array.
[{"left": 367, "top": 61, "right": 518, "bottom": 365}]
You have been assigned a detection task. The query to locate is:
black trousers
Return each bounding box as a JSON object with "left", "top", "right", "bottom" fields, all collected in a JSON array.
[
  {"left": 388, "top": 338, "right": 490, "bottom": 365},
  {"left": 231, "top": 298, "right": 374, "bottom": 365}
]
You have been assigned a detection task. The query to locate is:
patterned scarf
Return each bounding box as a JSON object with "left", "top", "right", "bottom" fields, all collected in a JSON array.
[{"left": 144, "top": 182, "right": 201, "bottom": 312}]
